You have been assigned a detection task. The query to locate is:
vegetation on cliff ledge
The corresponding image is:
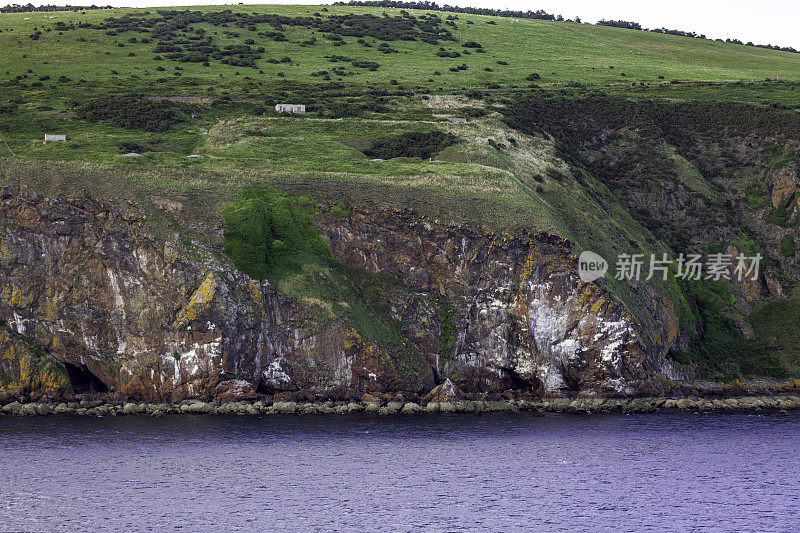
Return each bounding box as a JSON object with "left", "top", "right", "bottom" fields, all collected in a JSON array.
[{"left": 222, "top": 186, "right": 329, "bottom": 279}]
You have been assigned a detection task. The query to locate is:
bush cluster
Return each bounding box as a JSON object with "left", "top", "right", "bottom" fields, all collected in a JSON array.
[
  {"left": 363, "top": 130, "right": 456, "bottom": 159},
  {"left": 63, "top": 8, "right": 457, "bottom": 70},
  {"left": 77, "top": 97, "right": 190, "bottom": 132}
]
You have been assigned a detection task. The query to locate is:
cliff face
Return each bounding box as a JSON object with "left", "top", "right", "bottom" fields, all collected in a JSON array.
[
  {"left": 322, "top": 209, "right": 675, "bottom": 396},
  {"left": 0, "top": 186, "right": 676, "bottom": 401}
]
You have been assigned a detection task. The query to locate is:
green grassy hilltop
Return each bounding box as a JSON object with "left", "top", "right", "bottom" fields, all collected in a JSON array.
[
  {"left": 2, "top": 4, "right": 800, "bottom": 94},
  {"left": 2, "top": 4, "right": 800, "bottom": 381}
]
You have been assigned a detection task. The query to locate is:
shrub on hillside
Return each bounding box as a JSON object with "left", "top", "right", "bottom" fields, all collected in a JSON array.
[
  {"left": 351, "top": 60, "right": 380, "bottom": 71},
  {"left": 364, "top": 131, "right": 457, "bottom": 159},
  {"left": 77, "top": 97, "right": 190, "bottom": 132}
]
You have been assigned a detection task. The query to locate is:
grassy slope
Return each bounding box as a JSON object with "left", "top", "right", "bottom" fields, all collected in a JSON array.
[
  {"left": 2, "top": 3, "right": 799, "bottom": 217},
  {"left": 2, "top": 4, "right": 800, "bottom": 95}
]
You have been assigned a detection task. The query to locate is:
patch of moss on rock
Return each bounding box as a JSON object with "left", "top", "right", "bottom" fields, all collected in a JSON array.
[
  {"left": 329, "top": 202, "right": 351, "bottom": 219},
  {"left": 780, "top": 234, "right": 797, "bottom": 257},
  {"left": 0, "top": 326, "right": 70, "bottom": 395}
]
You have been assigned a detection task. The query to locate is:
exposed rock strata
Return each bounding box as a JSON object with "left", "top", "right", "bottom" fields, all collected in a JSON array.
[
  {"left": 322, "top": 207, "right": 681, "bottom": 396},
  {"left": 0, "top": 187, "right": 680, "bottom": 401}
]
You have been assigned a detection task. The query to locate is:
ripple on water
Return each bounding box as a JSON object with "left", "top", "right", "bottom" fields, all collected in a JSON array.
[{"left": 0, "top": 411, "right": 799, "bottom": 532}]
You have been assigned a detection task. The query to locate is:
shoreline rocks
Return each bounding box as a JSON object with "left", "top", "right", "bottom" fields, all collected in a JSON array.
[{"left": 2, "top": 394, "right": 800, "bottom": 417}]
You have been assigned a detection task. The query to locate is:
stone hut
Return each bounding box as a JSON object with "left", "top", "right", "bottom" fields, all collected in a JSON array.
[{"left": 275, "top": 104, "right": 306, "bottom": 114}]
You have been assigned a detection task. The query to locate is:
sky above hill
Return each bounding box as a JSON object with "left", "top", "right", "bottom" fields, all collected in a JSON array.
[
  {"left": 17, "top": 0, "right": 800, "bottom": 50},
  {"left": 526, "top": 0, "right": 800, "bottom": 50}
]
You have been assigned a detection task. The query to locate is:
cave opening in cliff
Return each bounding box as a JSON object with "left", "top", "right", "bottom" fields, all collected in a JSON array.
[
  {"left": 511, "top": 372, "right": 538, "bottom": 392},
  {"left": 63, "top": 362, "right": 108, "bottom": 394},
  {"left": 255, "top": 380, "right": 271, "bottom": 395}
]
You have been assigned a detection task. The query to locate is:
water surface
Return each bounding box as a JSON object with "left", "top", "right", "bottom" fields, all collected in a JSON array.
[{"left": 1, "top": 411, "right": 798, "bottom": 531}]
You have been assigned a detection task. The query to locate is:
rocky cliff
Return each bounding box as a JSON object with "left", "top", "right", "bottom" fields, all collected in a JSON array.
[
  {"left": 0, "top": 186, "right": 679, "bottom": 402},
  {"left": 322, "top": 208, "right": 679, "bottom": 395}
]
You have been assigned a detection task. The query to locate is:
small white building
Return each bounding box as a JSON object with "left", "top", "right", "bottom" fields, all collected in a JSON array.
[
  {"left": 275, "top": 104, "right": 305, "bottom": 114},
  {"left": 44, "top": 134, "right": 66, "bottom": 142}
]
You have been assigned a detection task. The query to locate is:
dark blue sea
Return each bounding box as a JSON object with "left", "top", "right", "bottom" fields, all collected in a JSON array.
[{"left": 1, "top": 411, "right": 799, "bottom": 532}]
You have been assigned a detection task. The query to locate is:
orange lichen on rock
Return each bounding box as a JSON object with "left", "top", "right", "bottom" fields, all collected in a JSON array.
[{"left": 175, "top": 271, "right": 217, "bottom": 327}]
